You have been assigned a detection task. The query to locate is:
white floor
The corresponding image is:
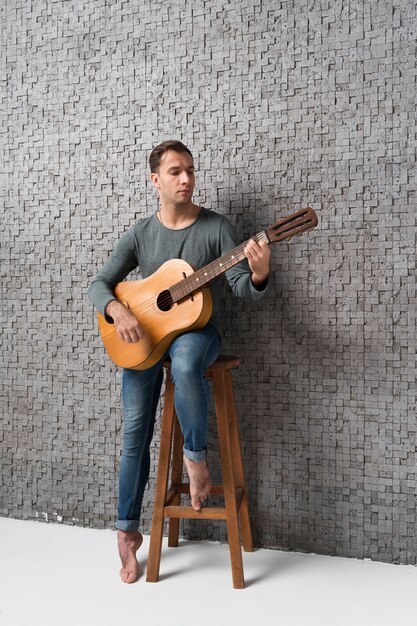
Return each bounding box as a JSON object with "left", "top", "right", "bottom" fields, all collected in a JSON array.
[{"left": 1, "top": 517, "right": 416, "bottom": 626}]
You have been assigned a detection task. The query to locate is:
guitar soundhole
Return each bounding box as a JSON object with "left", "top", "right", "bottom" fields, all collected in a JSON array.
[{"left": 157, "top": 290, "right": 174, "bottom": 312}]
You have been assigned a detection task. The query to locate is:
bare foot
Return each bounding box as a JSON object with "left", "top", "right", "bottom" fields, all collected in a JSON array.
[
  {"left": 117, "top": 529, "right": 143, "bottom": 583},
  {"left": 183, "top": 456, "right": 212, "bottom": 511}
]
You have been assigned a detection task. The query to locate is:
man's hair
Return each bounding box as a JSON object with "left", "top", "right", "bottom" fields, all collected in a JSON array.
[{"left": 149, "top": 140, "right": 193, "bottom": 173}]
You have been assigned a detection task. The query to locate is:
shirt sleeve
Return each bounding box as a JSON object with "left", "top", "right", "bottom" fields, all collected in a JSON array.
[
  {"left": 87, "top": 227, "right": 139, "bottom": 321},
  {"left": 219, "top": 216, "right": 269, "bottom": 300}
]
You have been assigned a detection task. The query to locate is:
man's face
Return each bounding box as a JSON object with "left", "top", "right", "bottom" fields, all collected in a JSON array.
[{"left": 150, "top": 150, "right": 195, "bottom": 208}]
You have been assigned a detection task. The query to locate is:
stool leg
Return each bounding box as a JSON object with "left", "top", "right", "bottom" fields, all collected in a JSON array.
[
  {"left": 224, "top": 370, "right": 253, "bottom": 552},
  {"left": 146, "top": 373, "right": 175, "bottom": 583},
  {"left": 213, "top": 370, "right": 245, "bottom": 589},
  {"left": 168, "top": 414, "right": 183, "bottom": 547}
]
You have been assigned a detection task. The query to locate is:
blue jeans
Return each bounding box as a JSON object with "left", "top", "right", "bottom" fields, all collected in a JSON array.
[{"left": 116, "top": 323, "right": 221, "bottom": 531}]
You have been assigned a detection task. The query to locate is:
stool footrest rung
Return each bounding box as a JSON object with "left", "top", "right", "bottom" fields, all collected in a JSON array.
[
  {"left": 164, "top": 487, "right": 244, "bottom": 518},
  {"left": 165, "top": 483, "right": 243, "bottom": 506},
  {"left": 164, "top": 505, "right": 228, "bottom": 520}
]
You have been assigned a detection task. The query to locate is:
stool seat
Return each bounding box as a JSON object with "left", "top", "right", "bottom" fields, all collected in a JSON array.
[{"left": 146, "top": 354, "right": 253, "bottom": 589}]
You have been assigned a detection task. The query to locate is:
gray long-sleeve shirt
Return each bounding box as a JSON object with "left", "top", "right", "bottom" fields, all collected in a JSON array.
[{"left": 87, "top": 208, "right": 268, "bottom": 333}]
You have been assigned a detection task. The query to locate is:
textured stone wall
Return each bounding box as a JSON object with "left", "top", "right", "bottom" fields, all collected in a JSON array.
[{"left": 1, "top": 0, "right": 416, "bottom": 564}]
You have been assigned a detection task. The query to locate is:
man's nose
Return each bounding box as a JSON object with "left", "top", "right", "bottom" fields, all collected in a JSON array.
[{"left": 179, "top": 171, "right": 190, "bottom": 184}]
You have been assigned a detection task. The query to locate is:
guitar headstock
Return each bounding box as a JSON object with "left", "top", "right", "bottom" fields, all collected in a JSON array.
[{"left": 266, "top": 207, "right": 318, "bottom": 243}]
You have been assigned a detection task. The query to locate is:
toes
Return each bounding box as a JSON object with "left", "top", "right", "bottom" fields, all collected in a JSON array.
[
  {"left": 120, "top": 565, "right": 139, "bottom": 584},
  {"left": 191, "top": 496, "right": 202, "bottom": 511}
]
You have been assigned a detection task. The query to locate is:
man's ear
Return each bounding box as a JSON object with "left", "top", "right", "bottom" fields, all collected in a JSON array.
[{"left": 150, "top": 172, "right": 160, "bottom": 189}]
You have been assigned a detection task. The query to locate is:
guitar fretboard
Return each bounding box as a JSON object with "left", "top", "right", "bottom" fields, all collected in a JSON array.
[{"left": 170, "top": 231, "right": 269, "bottom": 302}]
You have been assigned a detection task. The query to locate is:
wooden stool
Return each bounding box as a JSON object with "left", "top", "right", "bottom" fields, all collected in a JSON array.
[{"left": 146, "top": 355, "right": 253, "bottom": 589}]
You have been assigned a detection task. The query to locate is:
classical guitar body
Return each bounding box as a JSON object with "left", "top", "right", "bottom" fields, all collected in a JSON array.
[{"left": 98, "top": 259, "right": 213, "bottom": 370}]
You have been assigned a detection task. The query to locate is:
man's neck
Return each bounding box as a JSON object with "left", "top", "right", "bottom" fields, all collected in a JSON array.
[{"left": 158, "top": 202, "right": 200, "bottom": 229}]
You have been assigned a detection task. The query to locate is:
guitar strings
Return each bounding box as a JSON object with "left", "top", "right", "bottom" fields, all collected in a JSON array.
[
  {"left": 122, "top": 254, "right": 243, "bottom": 318},
  {"left": 116, "top": 238, "right": 253, "bottom": 320},
  {"left": 112, "top": 226, "right": 298, "bottom": 320}
]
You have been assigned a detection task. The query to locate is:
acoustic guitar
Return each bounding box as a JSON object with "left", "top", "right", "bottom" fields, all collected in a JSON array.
[{"left": 98, "top": 207, "right": 318, "bottom": 370}]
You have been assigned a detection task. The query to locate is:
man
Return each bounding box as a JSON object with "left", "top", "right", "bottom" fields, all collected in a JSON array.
[{"left": 88, "top": 140, "right": 270, "bottom": 583}]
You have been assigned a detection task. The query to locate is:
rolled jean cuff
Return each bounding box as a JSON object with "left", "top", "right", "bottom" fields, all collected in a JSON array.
[
  {"left": 183, "top": 445, "right": 206, "bottom": 463},
  {"left": 116, "top": 519, "right": 140, "bottom": 532}
]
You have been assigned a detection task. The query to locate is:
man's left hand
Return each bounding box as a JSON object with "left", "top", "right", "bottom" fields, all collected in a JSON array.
[{"left": 244, "top": 239, "right": 270, "bottom": 287}]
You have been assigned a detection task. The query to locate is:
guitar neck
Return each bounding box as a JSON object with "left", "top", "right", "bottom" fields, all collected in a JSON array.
[
  {"left": 170, "top": 230, "right": 269, "bottom": 303},
  {"left": 169, "top": 207, "right": 318, "bottom": 303}
]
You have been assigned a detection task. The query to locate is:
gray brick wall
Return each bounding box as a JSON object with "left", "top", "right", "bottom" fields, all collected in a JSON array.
[{"left": 1, "top": 0, "right": 416, "bottom": 564}]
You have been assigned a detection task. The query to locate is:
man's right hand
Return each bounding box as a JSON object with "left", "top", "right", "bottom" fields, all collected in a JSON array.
[{"left": 105, "top": 300, "right": 145, "bottom": 343}]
